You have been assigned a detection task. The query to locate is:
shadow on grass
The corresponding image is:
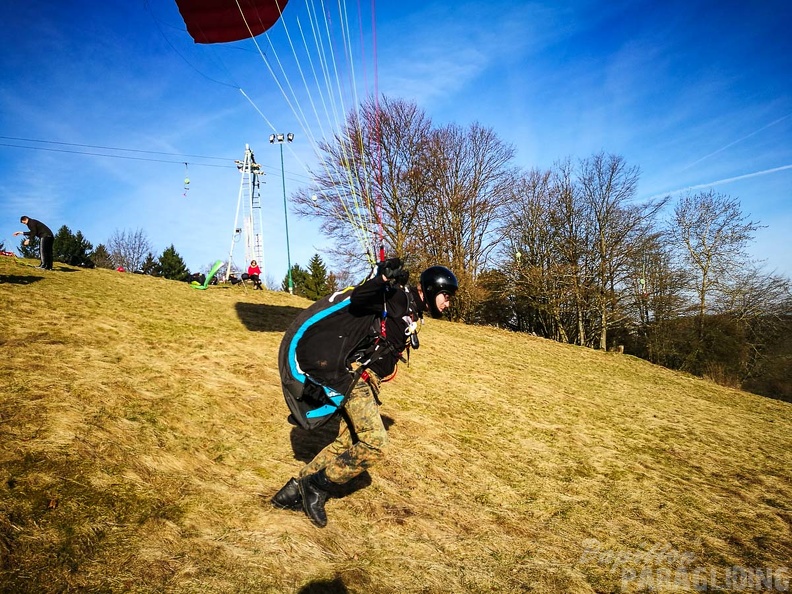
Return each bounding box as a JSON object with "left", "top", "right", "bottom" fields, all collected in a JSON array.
[
  {"left": 0, "top": 274, "right": 45, "bottom": 285},
  {"left": 234, "top": 302, "right": 304, "bottom": 332},
  {"left": 289, "top": 414, "right": 396, "bottom": 463},
  {"left": 297, "top": 576, "right": 349, "bottom": 593}
]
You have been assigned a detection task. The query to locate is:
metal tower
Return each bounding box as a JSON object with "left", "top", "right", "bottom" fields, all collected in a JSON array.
[{"left": 226, "top": 144, "right": 266, "bottom": 284}]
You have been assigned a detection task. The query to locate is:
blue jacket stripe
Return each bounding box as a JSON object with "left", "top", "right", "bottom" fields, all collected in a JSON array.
[
  {"left": 305, "top": 394, "right": 345, "bottom": 418},
  {"left": 287, "top": 296, "right": 351, "bottom": 382}
]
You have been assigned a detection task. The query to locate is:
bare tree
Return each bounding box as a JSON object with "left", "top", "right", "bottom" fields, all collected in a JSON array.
[
  {"left": 667, "top": 190, "right": 763, "bottom": 339},
  {"left": 107, "top": 228, "right": 153, "bottom": 272},
  {"left": 549, "top": 158, "right": 596, "bottom": 346},
  {"left": 496, "top": 154, "right": 664, "bottom": 348},
  {"left": 717, "top": 265, "right": 791, "bottom": 383},
  {"left": 578, "top": 152, "right": 666, "bottom": 349},
  {"left": 498, "top": 159, "right": 594, "bottom": 344},
  {"left": 499, "top": 168, "right": 571, "bottom": 341},
  {"left": 293, "top": 96, "right": 517, "bottom": 321},
  {"left": 621, "top": 233, "right": 690, "bottom": 364},
  {"left": 490, "top": 160, "right": 789, "bottom": 396},
  {"left": 292, "top": 96, "right": 432, "bottom": 273},
  {"left": 412, "top": 122, "right": 517, "bottom": 319}
]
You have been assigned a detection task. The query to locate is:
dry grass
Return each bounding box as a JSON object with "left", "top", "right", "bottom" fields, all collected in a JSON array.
[{"left": 1, "top": 256, "right": 790, "bottom": 593}]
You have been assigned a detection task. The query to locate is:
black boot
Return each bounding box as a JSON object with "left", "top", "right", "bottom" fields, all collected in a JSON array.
[
  {"left": 271, "top": 477, "right": 302, "bottom": 510},
  {"left": 298, "top": 469, "right": 333, "bottom": 528}
]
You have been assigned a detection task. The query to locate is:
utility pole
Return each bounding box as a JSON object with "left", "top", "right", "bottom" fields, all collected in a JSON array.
[
  {"left": 270, "top": 132, "right": 294, "bottom": 293},
  {"left": 226, "top": 144, "right": 265, "bottom": 283}
]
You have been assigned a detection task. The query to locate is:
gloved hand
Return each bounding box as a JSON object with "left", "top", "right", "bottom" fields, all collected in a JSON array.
[
  {"left": 377, "top": 258, "right": 410, "bottom": 287},
  {"left": 393, "top": 269, "right": 410, "bottom": 286},
  {"left": 377, "top": 258, "right": 403, "bottom": 280}
]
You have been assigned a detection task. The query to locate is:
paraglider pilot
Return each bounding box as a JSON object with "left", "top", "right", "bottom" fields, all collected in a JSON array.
[{"left": 271, "top": 259, "right": 458, "bottom": 527}]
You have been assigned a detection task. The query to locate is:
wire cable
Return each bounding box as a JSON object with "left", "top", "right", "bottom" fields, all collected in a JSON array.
[{"left": 0, "top": 138, "right": 314, "bottom": 185}]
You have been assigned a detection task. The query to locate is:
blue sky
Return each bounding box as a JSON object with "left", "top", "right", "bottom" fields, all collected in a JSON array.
[{"left": 1, "top": 0, "right": 790, "bottom": 283}]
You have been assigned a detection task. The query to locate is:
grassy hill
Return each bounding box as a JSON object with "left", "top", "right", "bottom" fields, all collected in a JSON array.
[{"left": 1, "top": 256, "right": 790, "bottom": 594}]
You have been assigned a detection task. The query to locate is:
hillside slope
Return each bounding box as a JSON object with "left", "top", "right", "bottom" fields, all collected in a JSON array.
[{"left": 1, "top": 257, "right": 790, "bottom": 593}]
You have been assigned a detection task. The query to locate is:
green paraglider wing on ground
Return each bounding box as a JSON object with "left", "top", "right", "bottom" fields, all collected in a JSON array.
[{"left": 190, "top": 259, "right": 223, "bottom": 290}]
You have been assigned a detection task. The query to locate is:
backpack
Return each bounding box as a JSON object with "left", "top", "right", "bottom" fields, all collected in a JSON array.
[{"left": 278, "top": 285, "right": 382, "bottom": 430}]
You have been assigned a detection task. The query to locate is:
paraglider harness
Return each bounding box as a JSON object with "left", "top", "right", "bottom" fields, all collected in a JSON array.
[
  {"left": 349, "top": 281, "right": 422, "bottom": 401},
  {"left": 279, "top": 266, "right": 422, "bottom": 430}
]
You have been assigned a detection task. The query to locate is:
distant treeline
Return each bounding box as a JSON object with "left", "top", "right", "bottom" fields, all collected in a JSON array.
[
  {"left": 294, "top": 96, "right": 791, "bottom": 402},
  {"left": 15, "top": 226, "right": 191, "bottom": 282}
]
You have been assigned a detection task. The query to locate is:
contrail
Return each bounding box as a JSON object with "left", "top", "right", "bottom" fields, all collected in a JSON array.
[
  {"left": 681, "top": 113, "right": 792, "bottom": 171},
  {"left": 647, "top": 164, "right": 792, "bottom": 200}
]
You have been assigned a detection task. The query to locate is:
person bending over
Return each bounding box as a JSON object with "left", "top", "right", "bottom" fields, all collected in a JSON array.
[
  {"left": 14, "top": 215, "right": 54, "bottom": 270},
  {"left": 272, "top": 260, "right": 458, "bottom": 527}
]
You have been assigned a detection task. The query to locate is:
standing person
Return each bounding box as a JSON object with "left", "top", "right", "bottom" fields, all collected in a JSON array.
[
  {"left": 247, "top": 259, "right": 263, "bottom": 290},
  {"left": 271, "top": 259, "right": 457, "bottom": 527},
  {"left": 13, "top": 216, "right": 54, "bottom": 270}
]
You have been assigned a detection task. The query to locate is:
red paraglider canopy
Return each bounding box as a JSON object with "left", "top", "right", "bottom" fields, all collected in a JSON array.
[{"left": 175, "top": 0, "right": 289, "bottom": 44}]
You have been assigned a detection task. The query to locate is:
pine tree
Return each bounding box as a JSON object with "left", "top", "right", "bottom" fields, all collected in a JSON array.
[
  {"left": 53, "top": 225, "right": 94, "bottom": 267},
  {"left": 282, "top": 264, "right": 310, "bottom": 296},
  {"left": 17, "top": 236, "right": 39, "bottom": 259},
  {"left": 53, "top": 225, "right": 75, "bottom": 263},
  {"left": 91, "top": 244, "right": 114, "bottom": 269},
  {"left": 140, "top": 252, "right": 160, "bottom": 276},
  {"left": 158, "top": 245, "right": 189, "bottom": 281},
  {"left": 74, "top": 231, "right": 95, "bottom": 267},
  {"left": 326, "top": 272, "right": 339, "bottom": 294},
  {"left": 304, "top": 253, "right": 331, "bottom": 300}
]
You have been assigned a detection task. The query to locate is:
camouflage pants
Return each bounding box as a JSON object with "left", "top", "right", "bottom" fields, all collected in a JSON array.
[{"left": 299, "top": 373, "right": 388, "bottom": 484}]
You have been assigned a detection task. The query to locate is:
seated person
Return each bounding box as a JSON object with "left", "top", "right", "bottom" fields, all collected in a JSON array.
[{"left": 247, "top": 260, "right": 263, "bottom": 290}]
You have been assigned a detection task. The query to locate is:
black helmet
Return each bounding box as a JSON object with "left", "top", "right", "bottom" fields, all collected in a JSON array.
[{"left": 419, "top": 266, "right": 458, "bottom": 318}]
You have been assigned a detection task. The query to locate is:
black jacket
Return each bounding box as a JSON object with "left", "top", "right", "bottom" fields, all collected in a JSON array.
[
  {"left": 348, "top": 276, "right": 425, "bottom": 380},
  {"left": 278, "top": 276, "right": 425, "bottom": 429},
  {"left": 23, "top": 218, "right": 53, "bottom": 239},
  {"left": 283, "top": 276, "right": 424, "bottom": 397}
]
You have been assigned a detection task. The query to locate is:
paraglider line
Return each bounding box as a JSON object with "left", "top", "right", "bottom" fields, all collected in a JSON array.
[{"left": 144, "top": 0, "right": 238, "bottom": 89}]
